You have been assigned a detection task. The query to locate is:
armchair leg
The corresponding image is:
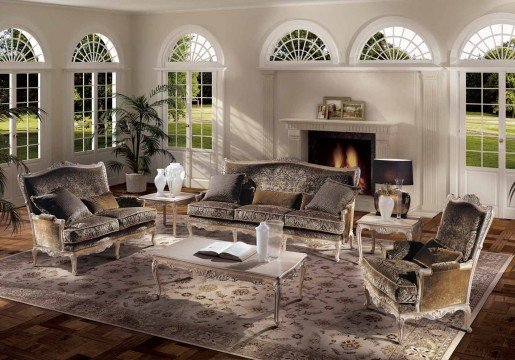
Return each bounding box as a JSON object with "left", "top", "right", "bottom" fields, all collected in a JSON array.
[
  {"left": 32, "top": 248, "right": 38, "bottom": 266},
  {"left": 348, "top": 231, "right": 354, "bottom": 249},
  {"left": 334, "top": 241, "right": 341, "bottom": 262},
  {"left": 397, "top": 316, "right": 405, "bottom": 344},
  {"left": 187, "top": 223, "right": 193, "bottom": 237},
  {"left": 364, "top": 287, "right": 372, "bottom": 308},
  {"left": 463, "top": 306, "right": 472, "bottom": 333},
  {"left": 232, "top": 230, "right": 238, "bottom": 242},
  {"left": 114, "top": 242, "right": 121, "bottom": 260},
  {"left": 70, "top": 254, "right": 78, "bottom": 276}
]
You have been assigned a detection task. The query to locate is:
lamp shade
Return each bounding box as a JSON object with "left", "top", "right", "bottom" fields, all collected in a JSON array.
[{"left": 372, "top": 159, "right": 413, "bottom": 185}]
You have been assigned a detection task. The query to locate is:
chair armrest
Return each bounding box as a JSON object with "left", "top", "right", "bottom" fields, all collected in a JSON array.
[
  {"left": 195, "top": 191, "right": 207, "bottom": 202},
  {"left": 116, "top": 196, "right": 144, "bottom": 208},
  {"left": 30, "top": 214, "right": 65, "bottom": 251},
  {"left": 417, "top": 261, "right": 473, "bottom": 311}
]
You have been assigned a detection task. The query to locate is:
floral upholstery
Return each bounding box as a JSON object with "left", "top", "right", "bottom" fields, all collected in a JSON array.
[
  {"left": 361, "top": 256, "right": 421, "bottom": 304},
  {"left": 435, "top": 199, "right": 487, "bottom": 260},
  {"left": 187, "top": 201, "right": 240, "bottom": 220},
  {"left": 63, "top": 215, "right": 119, "bottom": 244},
  {"left": 385, "top": 240, "right": 425, "bottom": 261},
  {"left": 234, "top": 204, "right": 291, "bottom": 223},
  {"left": 284, "top": 210, "right": 344, "bottom": 235},
  {"left": 98, "top": 207, "right": 157, "bottom": 230}
]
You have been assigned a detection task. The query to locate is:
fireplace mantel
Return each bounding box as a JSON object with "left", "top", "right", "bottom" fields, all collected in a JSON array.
[{"left": 280, "top": 118, "right": 398, "bottom": 160}]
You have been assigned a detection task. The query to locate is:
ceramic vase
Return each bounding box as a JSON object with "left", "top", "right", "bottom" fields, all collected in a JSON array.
[
  {"left": 265, "top": 220, "right": 284, "bottom": 259},
  {"left": 165, "top": 163, "right": 185, "bottom": 197},
  {"left": 154, "top": 169, "right": 166, "bottom": 196},
  {"left": 255, "top": 222, "right": 269, "bottom": 263},
  {"left": 378, "top": 195, "right": 394, "bottom": 221}
]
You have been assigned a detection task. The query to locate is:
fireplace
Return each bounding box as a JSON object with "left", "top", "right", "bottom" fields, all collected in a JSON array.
[{"left": 308, "top": 131, "right": 376, "bottom": 195}]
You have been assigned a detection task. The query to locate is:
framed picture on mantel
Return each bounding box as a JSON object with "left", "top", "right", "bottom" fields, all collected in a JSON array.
[
  {"left": 323, "top": 96, "right": 351, "bottom": 119},
  {"left": 342, "top": 101, "right": 365, "bottom": 121}
]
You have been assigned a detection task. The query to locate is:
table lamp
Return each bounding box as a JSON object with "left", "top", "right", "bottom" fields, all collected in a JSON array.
[{"left": 372, "top": 159, "right": 414, "bottom": 219}]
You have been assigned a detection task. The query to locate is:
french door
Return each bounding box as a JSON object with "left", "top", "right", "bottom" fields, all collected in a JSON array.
[
  {"left": 167, "top": 70, "right": 217, "bottom": 189},
  {"left": 460, "top": 71, "right": 515, "bottom": 218}
]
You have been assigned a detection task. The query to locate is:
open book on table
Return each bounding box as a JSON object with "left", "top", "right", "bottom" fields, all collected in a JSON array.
[{"left": 197, "top": 241, "right": 256, "bottom": 262}]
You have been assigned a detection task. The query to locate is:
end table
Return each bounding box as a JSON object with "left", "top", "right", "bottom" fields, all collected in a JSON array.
[
  {"left": 356, "top": 213, "right": 423, "bottom": 262},
  {"left": 139, "top": 192, "right": 196, "bottom": 237}
]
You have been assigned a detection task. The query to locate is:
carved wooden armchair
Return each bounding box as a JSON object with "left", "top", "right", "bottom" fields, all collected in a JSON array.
[{"left": 360, "top": 194, "right": 493, "bottom": 343}]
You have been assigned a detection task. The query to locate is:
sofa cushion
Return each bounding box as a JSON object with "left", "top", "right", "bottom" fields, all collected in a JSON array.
[
  {"left": 234, "top": 204, "right": 291, "bottom": 223},
  {"left": 203, "top": 174, "right": 245, "bottom": 203},
  {"left": 188, "top": 201, "right": 240, "bottom": 220},
  {"left": 31, "top": 187, "right": 92, "bottom": 225},
  {"left": 252, "top": 189, "right": 302, "bottom": 209},
  {"left": 285, "top": 210, "right": 344, "bottom": 235},
  {"left": 306, "top": 179, "right": 360, "bottom": 216},
  {"left": 82, "top": 192, "right": 119, "bottom": 214},
  {"left": 413, "top": 239, "right": 463, "bottom": 268},
  {"left": 98, "top": 207, "right": 157, "bottom": 230},
  {"left": 63, "top": 215, "right": 119, "bottom": 244},
  {"left": 435, "top": 199, "right": 487, "bottom": 261},
  {"left": 361, "top": 256, "right": 421, "bottom": 304}
]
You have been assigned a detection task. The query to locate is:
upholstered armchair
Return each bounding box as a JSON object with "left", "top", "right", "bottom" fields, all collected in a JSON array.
[{"left": 360, "top": 194, "right": 493, "bottom": 343}]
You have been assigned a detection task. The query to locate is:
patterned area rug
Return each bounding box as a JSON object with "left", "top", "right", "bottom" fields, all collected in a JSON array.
[{"left": 0, "top": 225, "right": 511, "bottom": 360}]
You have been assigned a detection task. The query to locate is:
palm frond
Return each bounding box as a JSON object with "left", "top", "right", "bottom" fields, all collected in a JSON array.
[
  {"left": 148, "top": 84, "right": 171, "bottom": 99},
  {"left": 106, "top": 160, "right": 126, "bottom": 174},
  {"left": 0, "top": 198, "right": 22, "bottom": 233}
]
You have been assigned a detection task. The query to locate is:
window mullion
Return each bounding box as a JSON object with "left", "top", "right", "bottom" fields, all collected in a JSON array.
[
  {"left": 10, "top": 73, "right": 16, "bottom": 156},
  {"left": 92, "top": 72, "right": 97, "bottom": 151}
]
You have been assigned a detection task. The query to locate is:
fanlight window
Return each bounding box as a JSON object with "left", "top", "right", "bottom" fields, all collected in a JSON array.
[
  {"left": 72, "top": 34, "right": 119, "bottom": 63},
  {"left": 169, "top": 33, "right": 217, "bottom": 62},
  {"left": 269, "top": 29, "right": 331, "bottom": 62},
  {"left": 461, "top": 24, "right": 515, "bottom": 60},
  {"left": 0, "top": 28, "right": 44, "bottom": 62},
  {"left": 360, "top": 26, "right": 432, "bottom": 61}
]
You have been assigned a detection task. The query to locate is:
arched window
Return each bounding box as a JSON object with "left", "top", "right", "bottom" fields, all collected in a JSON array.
[
  {"left": 168, "top": 33, "right": 217, "bottom": 62},
  {"left": 270, "top": 29, "right": 331, "bottom": 62},
  {"left": 0, "top": 27, "right": 45, "bottom": 161},
  {"left": 72, "top": 33, "right": 118, "bottom": 63},
  {"left": 460, "top": 24, "right": 515, "bottom": 60},
  {"left": 360, "top": 26, "right": 432, "bottom": 61},
  {"left": 71, "top": 33, "right": 118, "bottom": 153}
]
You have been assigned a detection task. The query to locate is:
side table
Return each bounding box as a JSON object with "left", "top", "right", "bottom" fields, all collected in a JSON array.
[
  {"left": 139, "top": 191, "right": 196, "bottom": 237},
  {"left": 356, "top": 213, "right": 423, "bottom": 262}
]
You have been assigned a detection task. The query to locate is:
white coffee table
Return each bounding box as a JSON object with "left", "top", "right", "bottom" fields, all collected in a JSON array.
[
  {"left": 356, "top": 213, "right": 423, "bottom": 262},
  {"left": 139, "top": 192, "right": 196, "bottom": 236},
  {"left": 151, "top": 236, "right": 307, "bottom": 327}
]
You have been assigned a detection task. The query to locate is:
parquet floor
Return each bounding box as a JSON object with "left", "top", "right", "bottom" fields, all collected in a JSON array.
[{"left": 0, "top": 187, "right": 513, "bottom": 359}]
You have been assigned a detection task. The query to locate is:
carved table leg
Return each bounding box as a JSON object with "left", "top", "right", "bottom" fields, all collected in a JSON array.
[
  {"left": 150, "top": 228, "right": 156, "bottom": 246},
  {"left": 232, "top": 230, "right": 238, "bottom": 242},
  {"left": 273, "top": 280, "right": 281, "bottom": 328},
  {"left": 397, "top": 316, "right": 405, "bottom": 344},
  {"left": 114, "top": 242, "right": 121, "bottom": 260},
  {"left": 152, "top": 258, "right": 162, "bottom": 300},
  {"left": 349, "top": 231, "right": 354, "bottom": 249},
  {"left": 32, "top": 248, "right": 38, "bottom": 266},
  {"left": 335, "top": 241, "right": 341, "bottom": 262},
  {"left": 70, "top": 254, "right": 78, "bottom": 276},
  {"left": 371, "top": 230, "right": 376, "bottom": 254},
  {"left": 298, "top": 262, "right": 306, "bottom": 300},
  {"left": 172, "top": 203, "right": 178, "bottom": 237},
  {"left": 356, "top": 225, "right": 363, "bottom": 262},
  {"left": 163, "top": 204, "right": 167, "bottom": 226}
]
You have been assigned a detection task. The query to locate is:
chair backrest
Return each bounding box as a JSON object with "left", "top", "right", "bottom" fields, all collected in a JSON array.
[
  {"left": 18, "top": 162, "right": 110, "bottom": 214},
  {"left": 436, "top": 194, "right": 494, "bottom": 262},
  {"left": 223, "top": 158, "right": 360, "bottom": 195}
]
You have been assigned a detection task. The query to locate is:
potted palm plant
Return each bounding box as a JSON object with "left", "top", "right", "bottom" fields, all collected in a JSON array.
[
  {"left": 0, "top": 106, "right": 45, "bottom": 232},
  {"left": 100, "top": 85, "right": 175, "bottom": 193}
]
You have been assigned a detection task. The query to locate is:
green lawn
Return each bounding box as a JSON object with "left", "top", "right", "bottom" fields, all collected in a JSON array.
[{"left": 168, "top": 105, "right": 213, "bottom": 149}]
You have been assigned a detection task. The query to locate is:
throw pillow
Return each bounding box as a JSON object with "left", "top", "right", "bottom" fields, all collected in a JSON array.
[
  {"left": 82, "top": 192, "right": 119, "bottom": 214},
  {"left": 252, "top": 189, "right": 302, "bottom": 209},
  {"left": 31, "top": 187, "right": 92, "bottom": 224},
  {"left": 300, "top": 193, "right": 314, "bottom": 210},
  {"left": 306, "top": 179, "right": 360, "bottom": 215},
  {"left": 413, "top": 239, "right": 463, "bottom": 268},
  {"left": 203, "top": 174, "right": 245, "bottom": 203}
]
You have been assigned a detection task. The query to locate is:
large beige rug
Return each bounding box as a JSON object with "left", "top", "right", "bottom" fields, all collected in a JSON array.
[{"left": 0, "top": 227, "right": 511, "bottom": 360}]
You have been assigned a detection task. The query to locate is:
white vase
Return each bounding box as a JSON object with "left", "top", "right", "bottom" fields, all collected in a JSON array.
[
  {"left": 265, "top": 220, "right": 284, "bottom": 259},
  {"left": 255, "top": 222, "right": 269, "bottom": 263},
  {"left": 154, "top": 169, "right": 166, "bottom": 196},
  {"left": 378, "top": 195, "right": 394, "bottom": 221},
  {"left": 165, "top": 163, "right": 185, "bottom": 197}
]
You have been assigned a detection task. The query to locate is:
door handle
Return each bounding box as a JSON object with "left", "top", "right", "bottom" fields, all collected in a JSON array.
[
  {"left": 185, "top": 124, "right": 190, "bottom": 128},
  {"left": 500, "top": 138, "right": 504, "bottom": 143}
]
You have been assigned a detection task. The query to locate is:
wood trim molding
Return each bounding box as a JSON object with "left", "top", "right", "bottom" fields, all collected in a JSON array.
[{"left": 263, "top": 71, "right": 275, "bottom": 159}]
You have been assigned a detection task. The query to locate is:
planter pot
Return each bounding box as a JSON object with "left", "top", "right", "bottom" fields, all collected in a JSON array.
[
  {"left": 378, "top": 195, "right": 395, "bottom": 221},
  {"left": 126, "top": 173, "right": 147, "bottom": 193}
]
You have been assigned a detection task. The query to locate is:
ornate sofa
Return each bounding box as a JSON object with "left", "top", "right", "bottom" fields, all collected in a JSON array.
[
  {"left": 187, "top": 159, "right": 360, "bottom": 261},
  {"left": 360, "top": 194, "right": 493, "bottom": 343},
  {"left": 18, "top": 162, "right": 156, "bottom": 275}
]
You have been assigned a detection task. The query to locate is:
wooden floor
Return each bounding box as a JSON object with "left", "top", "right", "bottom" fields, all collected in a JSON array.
[{"left": 0, "top": 188, "right": 513, "bottom": 359}]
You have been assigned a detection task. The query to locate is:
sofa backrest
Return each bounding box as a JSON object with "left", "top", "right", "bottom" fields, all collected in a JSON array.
[
  {"left": 18, "top": 162, "right": 110, "bottom": 214},
  {"left": 224, "top": 159, "right": 360, "bottom": 195}
]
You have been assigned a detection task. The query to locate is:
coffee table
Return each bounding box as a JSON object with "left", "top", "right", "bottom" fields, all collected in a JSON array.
[
  {"left": 139, "top": 192, "right": 196, "bottom": 236},
  {"left": 151, "top": 236, "right": 307, "bottom": 327}
]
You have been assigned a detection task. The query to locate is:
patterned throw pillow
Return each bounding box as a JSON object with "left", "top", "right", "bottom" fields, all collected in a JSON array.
[
  {"left": 82, "top": 192, "right": 119, "bottom": 214},
  {"left": 203, "top": 174, "right": 245, "bottom": 203},
  {"left": 413, "top": 239, "right": 463, "bottom": 268},
  {"left": 252, "top": 189, "right": 302, "bottom": 209},
  {"left": 306, "top": 179, "right": 360, "bottom": 215},
  {"left": 31, "top": 187, "right": 92, "bottom": 224}
]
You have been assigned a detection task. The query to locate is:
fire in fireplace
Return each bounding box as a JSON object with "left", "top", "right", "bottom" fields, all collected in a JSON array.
[{"left": 308, "top": 131, "right": 375, "bottom": 195}]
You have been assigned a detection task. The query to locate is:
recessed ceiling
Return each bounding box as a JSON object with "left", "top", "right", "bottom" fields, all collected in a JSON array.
[{"left": 12, "top": 0, "right": 399, "bottom": 13}]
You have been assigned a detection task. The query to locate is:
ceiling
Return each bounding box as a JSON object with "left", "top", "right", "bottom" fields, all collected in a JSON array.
[{"left": 12, "top": 0, "right": 398, "bottom": 13}]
